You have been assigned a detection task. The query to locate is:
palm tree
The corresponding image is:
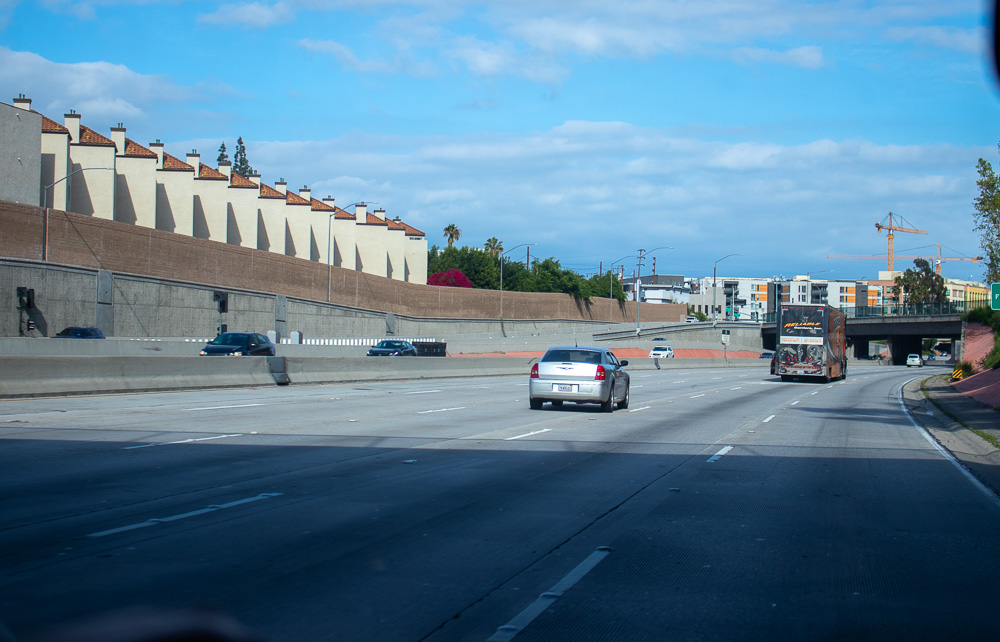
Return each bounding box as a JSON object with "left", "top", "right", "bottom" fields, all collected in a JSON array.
[
  {"left": 443, "top": 224, "right": 462, "bottom": 247},
  {"left": 484, "top": 237, "right": 503, "bottom": 257}
]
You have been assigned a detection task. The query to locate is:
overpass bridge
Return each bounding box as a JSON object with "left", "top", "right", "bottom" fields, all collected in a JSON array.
[{"left": 761, "top": 303, "right": 968, "bottom": 365}]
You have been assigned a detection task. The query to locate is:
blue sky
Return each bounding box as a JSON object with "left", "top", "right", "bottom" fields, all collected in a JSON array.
[{"left": 2, "top": 0, "right": 998, "bottom": 283}]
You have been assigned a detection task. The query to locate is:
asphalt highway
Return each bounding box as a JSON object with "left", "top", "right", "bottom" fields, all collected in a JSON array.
[{"left": 1, "top": 365, "right": 998, "bottom": 641}]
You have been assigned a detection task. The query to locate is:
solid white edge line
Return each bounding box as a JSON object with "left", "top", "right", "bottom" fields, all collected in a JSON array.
[
  {"left": 506, "top": 428, "right": 553, "bottom": 440},
  {"left": 897, "top": 378, "right": 1000, "bottom": 509},
  {"left": 417, "top": 407, "right": 466, "bottom": 414},
  {"left": 187, "top": 404, "right": 263, "bottom": 411},
  {"left": 628, "top": 406, "right": 651, "bottom": 413},
  {"left": 124, "top": 434, "right": 244, "bottom": 450},
  {"left": 88, "top": 493, "right": 284, "bottom": 537},
  {"left": 488, "top": 548, "right": 611, "bottom": 641},
  {"left": 707, "top": 445, "right": 734, "bottom": 462},
  {"left": 762, "top": 414, "right": 775, "bottom": 423}
]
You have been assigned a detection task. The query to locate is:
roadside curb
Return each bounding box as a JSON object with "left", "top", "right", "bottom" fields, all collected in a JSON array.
[{"left": 904, "top": 374, "right": 1000, "bottom": 498}]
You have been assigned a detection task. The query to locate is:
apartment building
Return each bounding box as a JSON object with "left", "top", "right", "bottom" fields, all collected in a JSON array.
[{"left": 0, "top": 95, "right": 427, "bottom": 285}]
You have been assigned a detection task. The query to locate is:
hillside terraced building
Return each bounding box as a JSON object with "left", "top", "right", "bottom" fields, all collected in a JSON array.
[{"left": 0, "top": 95, "right": 427, "bottom": 284}]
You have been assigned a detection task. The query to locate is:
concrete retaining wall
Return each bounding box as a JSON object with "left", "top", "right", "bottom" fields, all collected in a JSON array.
[{"left": 0, "top": 355, "right": 767, "bottom": 398}]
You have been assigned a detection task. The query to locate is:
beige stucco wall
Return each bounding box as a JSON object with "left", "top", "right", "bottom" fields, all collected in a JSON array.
[
  {"left": 406, "top": 235, "right": 428, "bottom": 284},
  {"left": 113, "top": 155, "right": 156, "bottom": 228},
  {"left": 191, "top": 173, "right": 229, "bottom": 243},
  {"left": 40, "top": 131, "right": 70, "bottom": 211},
  {"left": 68, "top": 144, "right": 116, "bottom": 219}
]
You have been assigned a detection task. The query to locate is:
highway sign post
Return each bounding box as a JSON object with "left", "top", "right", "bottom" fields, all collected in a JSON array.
[{"left": 993, "top": 283, "right": 1000, "bottom": 310}]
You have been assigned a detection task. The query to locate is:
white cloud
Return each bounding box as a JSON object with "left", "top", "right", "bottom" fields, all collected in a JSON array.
[
  {"left": 883, "top": 25, "right": 986, "bottom": 54},
  {"left": 731, "top": 45, "right": 825, "bottom": 69},
  {"left": 198, "top": 2, "right": 294, "bottom": 28},
  {"left": 298, "top": 38, "right": 436, "bottom": 76}
]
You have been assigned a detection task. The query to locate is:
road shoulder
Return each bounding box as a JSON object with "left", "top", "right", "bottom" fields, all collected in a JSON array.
[{"left": 902, "top": 373, "right": 1000, "bottom": 497}]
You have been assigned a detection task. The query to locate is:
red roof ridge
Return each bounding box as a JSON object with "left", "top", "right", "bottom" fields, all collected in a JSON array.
[
  {"left": 365, "top": 212, "right": 388, "bottom": 226},
  {"left": 198, "top": 163, "right": 227, "bottom": 180},
  {"left": 40, "top": 114, "right": 69, "bottom": 135},
  {"left": 387, "top": 218, "right": 406, "bottom": 230},
  {"left": 310, "top": 198, "right": 335, "bottom": 211},
  {"left": 334, "top": 207, "right": 355, "bottom": 220},
  {"left": 230, "top": 172, "right": 256, "bottom": 188},
  {"left": 286, "top": 190, "right": 310, "bottom": 205},
  {"left": 161, "top": 152, "right": 193, "bottom": 171},
  {"left": 259, "top": 183, "right": 284, "bottom": 199},
  {"left": 124, "top": 138, "right": 158, "bottom": 159},
  {"left": 79, "top": 125, "right": 114, "bottom": 147}
]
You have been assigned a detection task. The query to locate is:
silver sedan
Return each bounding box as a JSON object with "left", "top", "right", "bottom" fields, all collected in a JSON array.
[{"left": 528, "top": 346, "right": 630, "bottom": 412}]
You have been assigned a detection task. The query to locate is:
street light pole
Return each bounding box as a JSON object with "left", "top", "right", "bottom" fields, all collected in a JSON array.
[
  {"left": 43, "top": 166, "right": 115, "bottom": 262},
  {"left": 635, "top": 247, "right": 672, "bottom": 333},
  {"left": 500, "top": 243, "right": 536, "bottom": 334},
  {"left": 712, "top": 253, "right": 742, "bottom": 323}
]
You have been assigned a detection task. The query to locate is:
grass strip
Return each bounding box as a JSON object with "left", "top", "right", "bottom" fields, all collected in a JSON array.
[{"left": 921, "top": 375, "right": 1000, "bottom": 449}]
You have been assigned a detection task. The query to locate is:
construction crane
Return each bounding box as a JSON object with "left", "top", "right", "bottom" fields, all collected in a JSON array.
[
  {"left": 874, "top": 212, "right": 927, "bottom": 271},
  {"left": 828, "top": 244, "right": 983, "bottom": 275}
]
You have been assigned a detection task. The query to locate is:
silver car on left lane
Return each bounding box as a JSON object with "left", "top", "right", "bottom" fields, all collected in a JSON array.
[{"left": 529, "top": 346, "right": 630, "bottom": 412}]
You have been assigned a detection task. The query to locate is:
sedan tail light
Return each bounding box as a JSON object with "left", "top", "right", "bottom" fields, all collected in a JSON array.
[
  {"left": 594, "top": 365, "right": 606, "bottom": 381},
  {"left": 530, "top": 363, "right": 539, "bottom": 378}
]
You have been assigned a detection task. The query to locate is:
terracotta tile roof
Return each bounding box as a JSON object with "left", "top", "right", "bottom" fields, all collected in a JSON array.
[
  {"left": 310, "top": 198, "right": 335, "bottom": 212},
  {"left": 40, "top": 115, "right": 69, "bottom": 135},
  {"left": 161, "top": 152, "right": 193, "bottom": 171},
  {"left": 259, "top": 183, "right": 284, "bottom": 199},
  {"left": 198, "top": 163, "right": 228, "bottom": 180},
  {"left": 402, "top": 222, "right": 425, "bottom": 237},
  {"left": 286, "top": 190, "right": 310, "bottom": 206},
  {"left": 124, "top": 138, "right": 158, "bottom": 159},
  {"left": 387, "top": 218, "right": 406, "bottom": 231},
  {"left": 334, "top": 207, "right": 355, "bottom": 220},
  {"left": 365, "top": 212, "right": 388, "bottom": 226},
  {"left": 230, "top": 172, "right": 257, "bottom": 188},
  {"left": 79, "top": 125, "right": 115, "bottom": 147}
]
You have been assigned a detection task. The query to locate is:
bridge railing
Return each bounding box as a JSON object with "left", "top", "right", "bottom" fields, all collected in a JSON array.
[{"left": 762, "top": 300, "right": 984, "bottom": 323}]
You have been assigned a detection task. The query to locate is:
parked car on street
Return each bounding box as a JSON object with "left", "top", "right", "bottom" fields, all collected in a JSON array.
[
  {"left": 54, "top": 327, "right": 105, "bottom": 339},
  {"left": 529, "top": 346, "right": 629, "bottom": 412},
  {"left": 200, "top": 332, "right": 275, "bottom": 356},
  {"left": 366, "top": 340, "right": 418, "bottom": 356},
  {"left": 906, "top": 354, "right": 923, "bottom": 367},
  {"left": 648, "top": 346, "right": 674, "bottom": 358}
]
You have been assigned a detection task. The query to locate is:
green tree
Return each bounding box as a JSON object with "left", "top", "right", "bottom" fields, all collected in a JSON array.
[
  {"left": 484, "top": 237, "right": 503, "bottom": 257},
  {"left": 443, "top": 224, "right": 461, "bottom": 247},
  {"left": 217, "top": 142, "right": 229, "bottom": 165},
  {"left": 892, "top": 258, "right": 947, "bottom": 305},
  {"left": 232, "top": 137, "right": 254, "bottom": 178},
  {"left": 974, "top": 144, "right": 1000, "bottom": 282}
]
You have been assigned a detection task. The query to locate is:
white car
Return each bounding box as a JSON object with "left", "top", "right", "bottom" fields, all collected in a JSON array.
[
  {"left": 685, "top": 316, "right": 698, "bottom": 323},
  {"left": 906, "top": 354, "right": 923, "bottom": 367},
  {"left": 649, "top": 346, "right": 674, "bottom": 358}
]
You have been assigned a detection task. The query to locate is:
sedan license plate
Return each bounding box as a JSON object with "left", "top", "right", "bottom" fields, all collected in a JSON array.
[{"left": 556, "top": 384, "right": 575, "bottom": 393}]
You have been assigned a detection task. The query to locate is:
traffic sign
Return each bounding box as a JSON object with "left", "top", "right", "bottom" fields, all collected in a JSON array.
[{"left": 993, "top": 283, "right": 1000, "bottom": 310}]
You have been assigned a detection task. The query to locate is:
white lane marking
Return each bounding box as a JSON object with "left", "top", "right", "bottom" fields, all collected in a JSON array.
[
  {"left": 489, "top": 547, "right": 611, "bottom": 642},
  {"left": 405, "top": 389, "right": 441, "bottom": 395},
  {"left": 810, "top": 391, "right": 819, "bottom": 396},
  {"left": 711, "top": 377, "right": 722, "bottom": 380},
  {"left": 707, "top": 445, "right": 734, "bottom": 462},
  {"left": 506, "top": 428, "right": 553, "bottom": 440},
  {"left": 730, "top": 387, "right": 742, "bottom": 390},
  {"left": 88, "top": 493, "right": 284, "bottom": 537},
  {"left": 187, "top": 403, "right": 262, "bottom": 411},
  {"left": 628, "top": 406, "right": 651, "bottom": 413},
  {"left": 672, "top": 380, "right": 686, "bottom": 383},
  {"left": 898, "top": 379, "right": 1000, "bottom": 509},
  {"left": 690, "top": 394, "right": 705, "bottom": 399},
  {"left": 418, "top": 407, "right": 466, "bottom": 414},
  {"left": 762, "top": 415, "right": 776, "bottom": 423},
  {"left": 124, "top": 434, "right": 243, "bottom": 450},
  {"left": 791, "top": 400, "right": 801, "bottom": 406}
]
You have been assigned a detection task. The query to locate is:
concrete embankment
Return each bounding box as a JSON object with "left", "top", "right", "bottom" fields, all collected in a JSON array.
[{"left": 0, "top": 355, "right": 767, "bottom": 398}]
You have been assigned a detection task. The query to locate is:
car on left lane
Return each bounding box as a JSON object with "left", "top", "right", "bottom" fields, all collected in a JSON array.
[
  {"left": 529, "top": 346, "right": 629, "bottom": 412},
  {"left": 366, "top": 340, "right": 418, "bottom": 356},
  {"left": 200, "top": 332, "right": 276, "bottom": 356}
]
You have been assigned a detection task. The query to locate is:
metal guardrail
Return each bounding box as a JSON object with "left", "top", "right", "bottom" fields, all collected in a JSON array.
[{"left": 761, "top": 301, "right": 982, "bottom": 324}]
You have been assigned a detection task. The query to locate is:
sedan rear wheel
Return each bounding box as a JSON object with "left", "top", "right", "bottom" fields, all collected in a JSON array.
[
  {"left": 617, "top": 382, "right": 630, "bottom": 410},
  {"left": 600, "top": 385, "right": 614, "bottom": 413},
  {"left": 529, "top": 398, "right": 543, "bottom": 410}
]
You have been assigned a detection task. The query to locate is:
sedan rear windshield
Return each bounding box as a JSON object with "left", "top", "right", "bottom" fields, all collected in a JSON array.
[{"left": 542, "top": 349, "right": 603, "bottom": 364}]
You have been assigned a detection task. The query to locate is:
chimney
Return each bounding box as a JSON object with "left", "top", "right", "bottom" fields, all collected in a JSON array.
[
  {"left": 372, "top": 208, "right": 386, "bottom": 221},
  {"left": 64, "top": 110, "right": 81, "bottom": 143},
  {"left": 323, "top": 196, "right": 336, "bottom": 208},
  {"left": 355, "top": 203, "right": 367, "bottom": 219},
  {"left": 249, "top": 172, "right": 261, "bottom": 186},
  {"left": 149, "top": 139, "right": 164, "bottom": 166},
  {"left": 219, "top": 161, "right": 232, "bottom": 179},
  {"left": 186, "top": 149, "right": 200, "bottom": 173},
  {"left": 298, "top": 185, "right": 311, "bottom": 201},
  {"left": 274, "top": 178, "right": 287, "bottom": 195},
  {"left": 13, "top": 94, "right": 31, "bottom": 111},
  {"left": 110, "top": 123, "right": 125, "bottom": 155}
]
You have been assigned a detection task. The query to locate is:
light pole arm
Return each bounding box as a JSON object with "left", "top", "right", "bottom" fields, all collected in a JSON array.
[{"left": 44, "top": 166, "right": 114, "bottom": 209}]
